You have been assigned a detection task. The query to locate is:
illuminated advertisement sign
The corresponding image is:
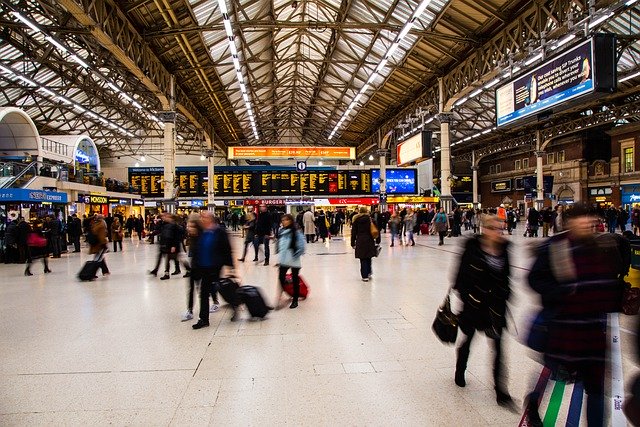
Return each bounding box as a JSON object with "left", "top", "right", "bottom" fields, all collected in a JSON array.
[
  {"left": 371, "top": 169, "right": 417, "bottom": 194},
  {"left": 491, "top": 180, "right": 512, "bottom": 193},
  {"left": 396, "top": 131, "right": 432, "bottom": 166},
  {"left": 0, "top": 189, "right": 68, "bottom": 203},
  {"left": 496, "top": 36, "right": 616, "bottom": 127},
  {"left": 228, "top": 146, "right": 355, "bottom": 160}
]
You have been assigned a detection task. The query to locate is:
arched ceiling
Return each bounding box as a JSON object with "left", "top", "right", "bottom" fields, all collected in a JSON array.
[{"left": 0, "top": 0, "right": 638, "bottom": 161}]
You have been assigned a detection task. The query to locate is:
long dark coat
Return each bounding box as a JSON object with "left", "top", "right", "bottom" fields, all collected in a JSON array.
[
  {"left": 350, "top": 214, "right": 378, "bottom": 259},
  {"left": 454, "top": 236, "right": 511, "bottom": 334}
]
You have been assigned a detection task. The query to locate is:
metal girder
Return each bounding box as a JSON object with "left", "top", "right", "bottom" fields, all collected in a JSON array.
[
  {"left": 54, "top": 0, "right": 225, "bottom": 151},
  {"left": 454, "top": 97, "right": 640, "bottom": 165},
  {"left": 143, "top": 21, "right": 479, "bottom": 45}
]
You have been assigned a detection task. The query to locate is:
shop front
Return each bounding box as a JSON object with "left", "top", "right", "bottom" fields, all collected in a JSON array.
[
  {"left": 177, "top": 200, "right": 208, "bottom": 216},
  {"left": 109, "top": 197, "right": 134, "bottom": 219},
  {"left": 131, "top": 198, "right": 144, "bottom": 218},
  {"left": 386, "top": 196, "right": 439, "bottom": 212},
  {"left": 0, "top": 188, "right": 68, "bottom": 225},
  {"left": 621, "top": 185, "right": 640, "bottom": 210},
  {"left": 588, "top": 186, "right": 613, "bottom": 207},
  {"left": 78, "top": 194, "right": 109, "bottom": 216}
]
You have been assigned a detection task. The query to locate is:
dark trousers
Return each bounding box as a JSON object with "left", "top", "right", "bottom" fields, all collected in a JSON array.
[
  {"left": 187, "top": 276, "right": 196, "bottom": 312},
  {"left": 154, "top": 251, "right": 179, "bottom": 273},
  {"left": 72, "top": 234, "right": 81, "bottom": 252},
  {"left": 359, "top": 258, "right": 372, "bottom": 279},
  {"left": 240, "top": 240, "right": 252, "bottom": 260},
  {"left": 93, "top": 247, "right": 109, "bottom": 274},
  {"left": 438, "top": 231, "right": 446, "bottom": 244},
  {"left": 254, "top": 235, "right": 270, "bottom": 261},
  {"left": 198, "top": 268, "right": 221, "bottom": 323},
  {"left": 279, "top": 266, "right": 300, "bottom": 301},
  {"left": 305, "top": 234, "right": 315, "bottom": 243},
  {"left": 456, "top": 328, "right": 506, "bottom": 392},
  {"left": 113, "top": 240, "right": 122, "bottom": 252},
  {"left": 50, "top": 236, "right": 61, "bottom": 257}
]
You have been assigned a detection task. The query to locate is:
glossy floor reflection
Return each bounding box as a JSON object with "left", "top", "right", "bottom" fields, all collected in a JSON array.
[{"left": 0, "top": 229, "right": 637, "bottom": 426}]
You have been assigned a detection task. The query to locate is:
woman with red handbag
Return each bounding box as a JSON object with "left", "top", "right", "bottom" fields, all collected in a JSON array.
[{"left": 24, "top": 219, "right": 51, "bottom": 276}]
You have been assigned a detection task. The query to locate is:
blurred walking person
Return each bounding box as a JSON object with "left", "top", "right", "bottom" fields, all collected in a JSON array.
[
  {"left": 89, "top": 214, "right": 110, "bottom": 277},
  {"left": 453, "top": 214, "right": 514, "bottom": 409},
  {"left": 254, "top": 204, "right": 272, "bottom": 265},
  {"left": 432, "top": 207, "right": 449, "bottom": 246},
  {"left": 389, "top": 212, "right": 401, "bottom": 247},
  {"left": 237, "top": 211, "right": 256, "bottom": 262},
  {"left": 150, "top": 213, "right": 181, "bottom": 280},
  {"left": 276, "top": 214, "right": 306, "bottom": 309},
  {"left": 403, "top": 208, "right": 416, "bottom": 246},
  {"left": 303, "top": 208, "right": 315, "bottom": 243},
  {"left": 525, "top": 203, "right": 630, "bottom": 427}
]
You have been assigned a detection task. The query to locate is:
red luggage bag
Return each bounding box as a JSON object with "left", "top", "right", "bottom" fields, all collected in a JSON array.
[
  {"left": 420, "top": 223, "right": 430, "bottom": 235},
  {"left": 283, "top": 274, "right": 309, "bottom": 299}
]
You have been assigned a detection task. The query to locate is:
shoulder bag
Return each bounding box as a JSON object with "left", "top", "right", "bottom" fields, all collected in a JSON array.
[{"left": 432, "top": 294, "right": 458, "bottom": 345}]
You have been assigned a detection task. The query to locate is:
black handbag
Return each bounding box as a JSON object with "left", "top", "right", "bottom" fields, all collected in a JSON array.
[{"left": 432, "top": 295, "right": 458, "bottom": 345}]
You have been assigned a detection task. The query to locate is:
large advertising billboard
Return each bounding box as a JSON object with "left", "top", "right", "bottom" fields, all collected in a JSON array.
[
  {"left": 371, "top": 168, "right": 417, "bottom": 194},
  {"left": 496, "top": 39, "right": 595, "bottom": 127},
  {"left": 396, "top": 131, "right": 432, "bottom": 166}
]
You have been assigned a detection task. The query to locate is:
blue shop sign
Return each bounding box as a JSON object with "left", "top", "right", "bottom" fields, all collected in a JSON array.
[{"left": 0, "top": 188, "right": 68, "bottom": 203}]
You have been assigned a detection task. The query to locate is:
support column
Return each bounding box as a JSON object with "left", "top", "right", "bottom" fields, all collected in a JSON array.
[
  {"left": 206, "top": 149, "right": 215, "bottom": 210},
  {"left": 471, "top": 151, "right": 479, "bottom": 209},
  {"left": 162, "top": 76, "right": 176, "bottom": 213},
  {"left": 438, "top": 78, "right": 453, "bottom": 213},
  {"left": 535, "top": 130, "right": 545, "bottom": 211},
  {"left": 377, "top": 148, "right": 389, "bottom": 212}
]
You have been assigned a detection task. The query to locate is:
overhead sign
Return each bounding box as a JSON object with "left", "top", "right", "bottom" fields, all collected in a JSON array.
[
  {"left": 228, "top": 146, "right": 355, "bottom": 160},
  {"left": 296, "top": 161, "right": 307, "bottom": 172},
  {"left": 0, "top": 189, "right": 68, "bottom": 203},
  {"left": 79, "top": 194, "right": 108, "bottom": 204},
  {"left": 396, "top": 131, "right": 432, "bottom": 166},
  {"left": 491, "top": 180, "right": 512, "bottom": 193},
  {"left": 496, "top": 35, "right": 616, "bottom": 127},
  {"left": 387, "top": 196, "right": 439, "bottom": 203}
]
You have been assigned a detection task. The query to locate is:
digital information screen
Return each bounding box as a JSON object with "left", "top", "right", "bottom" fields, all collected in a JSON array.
[
  {"left": 130, "top": 168, "right": 373, "bottom": 197},
  {"left": 128, "top": 167, "right": 164, "bottom": 198},
  {"left": 496, "top": 39, "right": 594, "bottom": 127},
  {"left": 371, "top": 168, "right": 417, "bottom": 194}
]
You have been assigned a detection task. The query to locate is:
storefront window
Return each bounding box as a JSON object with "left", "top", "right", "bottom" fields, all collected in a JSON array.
[{"left": 625, "top": 147, "right": 635, "bottom": 173}]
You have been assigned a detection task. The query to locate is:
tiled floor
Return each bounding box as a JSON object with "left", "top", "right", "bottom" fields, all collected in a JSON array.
[{"left": 0, "top": 229, "right": 637, "bottom": 426}]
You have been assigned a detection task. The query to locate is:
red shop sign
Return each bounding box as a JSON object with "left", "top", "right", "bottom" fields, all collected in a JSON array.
[
  {"left": 328, "top": 198, "right": 378, "bottom": 205},
  {"left": 244, "top": 199, "right": 286, "bottom": 206}
]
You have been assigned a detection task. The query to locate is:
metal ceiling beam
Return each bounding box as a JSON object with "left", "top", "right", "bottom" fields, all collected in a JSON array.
[
  {"left": 54, "top": 0, "right": 225, "bottom": 152},
  {"left": 143, "top": 21, "right": 479, "bottom": 45}
]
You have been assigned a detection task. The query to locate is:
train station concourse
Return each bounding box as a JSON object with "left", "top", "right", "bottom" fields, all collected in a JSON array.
[
  {"left": 0, "top": 230, "right": 637, "bottom": 426},
  {"left": 1, "top": 0, "right": 640, "bottom": 424}
]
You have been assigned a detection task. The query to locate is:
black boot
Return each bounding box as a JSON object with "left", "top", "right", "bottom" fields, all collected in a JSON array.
[
  {"left": 496, "top": 388, "right": 517, "bottom": 411},
  {"left": 526, "top": 394, "right": 543, "bottom": 426},
  {"left": 454, "top": 369, "right": 466, "bottom": 387}
]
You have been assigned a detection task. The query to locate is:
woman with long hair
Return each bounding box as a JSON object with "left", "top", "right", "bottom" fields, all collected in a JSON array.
[{"left": 276, "top": 214, "right": 306, "bottom": 309}]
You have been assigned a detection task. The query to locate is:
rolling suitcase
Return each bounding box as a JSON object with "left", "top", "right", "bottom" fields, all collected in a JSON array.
[
  {"left": 283, "top": 274, "right": 309, "bottom": 299},
  {"left": 78, "top": 260, "right": 101, "bottom": 281},
  {"left": 217, "top": 277, "right": 241, "bottom": 306},
  {"left": 420, "top": 223, "right": 430, "bottom": 235},
  {"left": 237, "top": 286, "right": 270, "bottom": 318}
]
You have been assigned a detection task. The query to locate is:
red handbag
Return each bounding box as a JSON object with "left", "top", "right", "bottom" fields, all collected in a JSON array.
[{"left": 27, "top": 233, "right": 47, "bottom": 248}]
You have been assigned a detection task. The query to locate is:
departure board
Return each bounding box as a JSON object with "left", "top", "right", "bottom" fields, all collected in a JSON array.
[
  {"left": 128, "top": 167, "right": 164, "bottom": 198},
  {"left": 129, "top": 167, "right": 375, "bottom": 197}
]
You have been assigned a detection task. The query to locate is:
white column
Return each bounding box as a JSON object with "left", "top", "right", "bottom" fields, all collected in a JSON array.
[
  {"left": 471, "top": 151, "right": 479, "bottom": 208},
  {"left": 535, "top": 130, "right": 544, "bottom": 211},
  {"left": 162, "top": 119, "right": 175, "bottom": 213},
  {"left": 377, "top": 148, "right": 388, "bottom": 211},
  {"left": 207, "top": 150, "right": 215, "bottom": 210},
  {"left": 438, "top": 78, "right": 453, "bottom": 213}
]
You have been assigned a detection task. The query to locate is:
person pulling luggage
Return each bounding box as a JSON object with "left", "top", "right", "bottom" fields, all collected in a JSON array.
[
  {"left": 191, "top": 212, "right": 233, "bottom": 329},
  {"left": 275, "top": 214, "right": 306, "bottom": 309}
]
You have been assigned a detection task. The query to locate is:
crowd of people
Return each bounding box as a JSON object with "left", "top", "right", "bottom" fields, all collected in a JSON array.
[{"left": 3, "top": 200, "right": 640, "bottom": 425}]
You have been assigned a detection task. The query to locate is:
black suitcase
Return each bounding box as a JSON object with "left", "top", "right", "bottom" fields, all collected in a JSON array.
[
  {"left": 237, "top": 286, "right": 270, "bottom": 318},
  {"left": 217, "top": 277, "right": 241, "bottom": 306},
  {"left": 78, "top": 260, "right": 100, "bottom": 281}
]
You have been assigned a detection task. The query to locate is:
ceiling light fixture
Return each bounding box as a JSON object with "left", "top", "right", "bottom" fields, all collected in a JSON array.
[
  {"left": 318, "top": 160, "right": 323, "bottom": 166},
  {"left": 359, "top": 161, "right": 364, "bottom": 166},
  {"left": 588, "top": 12, "right": 614, "bottom": 29},
  {"left": 200, "top": 154, "right": 206, "bottom": 161},
  {"left": 135, "top": 162, "right": 140, "bottom": 167},
  {"left": 140, "top": 155, "right": 146, "bottom": 162},
  {"left": 551, "top": 34, "right": 576, "bottom": 50},
  {"left": 524, "top": 52, "right": 543, "bottom": 66},
  {"left": 11, "top": 12, "right": 41, "bottom": 33},
  {"left": 329, "top": 0, "right": 437, "bottom": 140},
  {"left": 218, "top": 0, "right": 259, "bottom": 140},
  {"left": 620, "top": 71, "right": 640, "bottom": 82},
  {"left": 369, "top": 154, "right": 374, "bottom": 161}
]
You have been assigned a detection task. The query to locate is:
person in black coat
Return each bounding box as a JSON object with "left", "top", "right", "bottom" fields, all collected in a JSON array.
[
  {"left": 67, "top": 214, "right": 82, "bottom": 253},
  {"left": 350, "top": 207, "right": 379, "bottom": 282},
  {"left": 150, "top": 213, "right": 181, "bottom": 280},
  {"left": 134, "top": 215, "right": 144, "bottom": 241},
  {"left": 453, "top": 214, "right": 514, "bottom": 409},
  {"left": 253, "top": 205, "right": 272, "bottom": 265}
]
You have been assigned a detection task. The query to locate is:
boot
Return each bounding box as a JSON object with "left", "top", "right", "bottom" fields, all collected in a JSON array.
[
  {"left": 526, "top": 394, "right": 543, "bottom": 426},
  {"left": 454, "top": 369, "right": 466, "bottom": 387},
  {"left": 24, "top": 267, "right": 33, "bottom": 276},
  {"left": 496, "top": 388, "right": 516, "bottom": 411}
]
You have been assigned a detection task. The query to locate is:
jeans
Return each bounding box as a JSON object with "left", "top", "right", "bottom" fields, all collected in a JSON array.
[
  {"left": 359, "top": 258, "right": 372, "bottom": 279},
  {"left": 254, "top": 235, "right": 270, "bottom": 261},
  {"left": 279, "top": 266, "right": 300, "bottom": 300},
  {"left": 390, "top": 230, "right": 398, "bottom": 246},
  {"left": 406, "top": 229, "right": 415, "bottom": 245}
]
